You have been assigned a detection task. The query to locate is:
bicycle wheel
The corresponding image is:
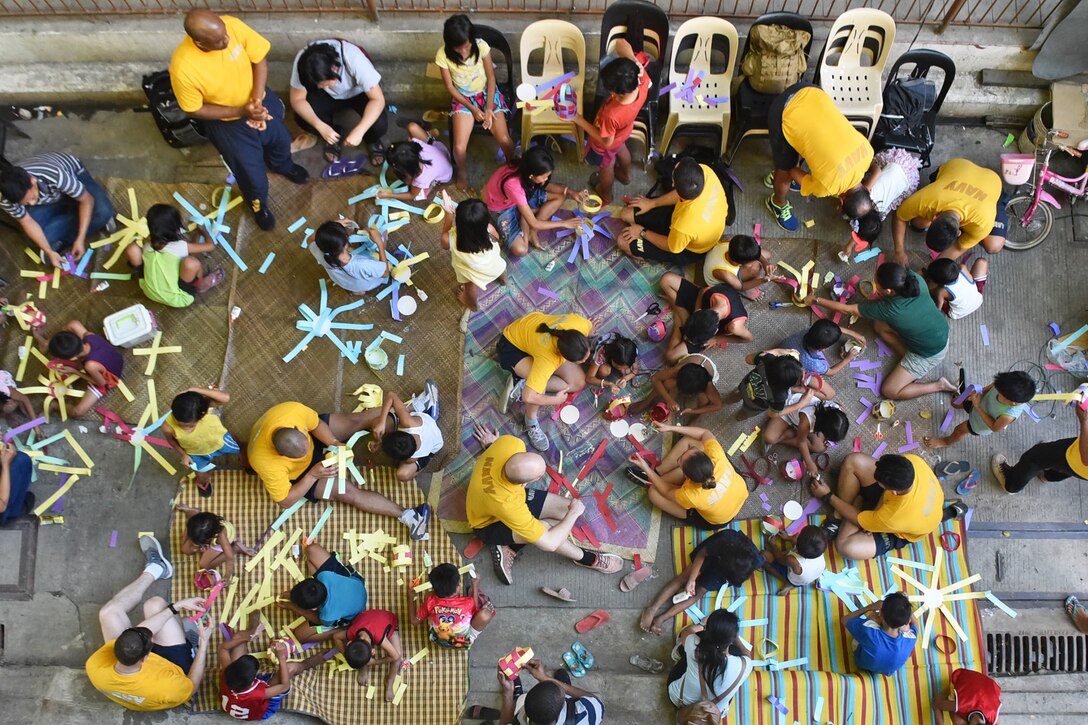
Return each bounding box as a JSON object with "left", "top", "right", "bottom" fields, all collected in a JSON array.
[{"left": 1004, "top": 194, "right": 1053, "bottom": 250}]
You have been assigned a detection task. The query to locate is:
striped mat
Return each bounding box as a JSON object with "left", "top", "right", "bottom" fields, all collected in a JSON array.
[
  {"left": 672, "top": 518, "right": 984, "bottom": 724},
  {"left": 170, "top": 468, "right": 467, "bottom": 725}
]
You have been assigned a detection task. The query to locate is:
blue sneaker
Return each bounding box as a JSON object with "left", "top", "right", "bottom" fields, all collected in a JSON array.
[
  {"left": 407, "top": 503, "right": 431, "bottom": 541},
  {"left": 763, "top": 171, "right": 800, "bottom": 191},
  {"left": 422, "top": 378, "right": 439, "bottom": 421},
  {"left": 766, "top": 196, "right": 800, "bottom": 232}
]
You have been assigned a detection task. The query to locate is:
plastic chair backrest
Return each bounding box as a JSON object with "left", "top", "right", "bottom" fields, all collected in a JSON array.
[
  {"left": 819, "top": 7, "right": 896, "bottom": 72},
  {"left": 669, "top": 16, "right": 739, "bottom": 112},
  {"left": 885, "top": 48, "right": 956, "bottom": 122},
  {"left": 740, "top": 11, "right": 813, "bottom": 66},
  {"left": 599, "top": 0, "right": 671, "bottom": 63},
  {"left": 520, "top": 19, "right": 586, "bottom": 96},
  {"left": 474, "top": 24, "right": 516, "bottom": 107}
]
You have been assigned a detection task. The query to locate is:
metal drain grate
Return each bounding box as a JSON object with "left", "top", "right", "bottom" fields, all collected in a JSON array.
[{"left": 987, "top": 632, "right": 1088, "bottom": 676}]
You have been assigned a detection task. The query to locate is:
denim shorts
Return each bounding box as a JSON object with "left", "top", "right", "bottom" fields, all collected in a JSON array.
[{"left": 494, "top": 186, "right": 547, "bottom": 247}]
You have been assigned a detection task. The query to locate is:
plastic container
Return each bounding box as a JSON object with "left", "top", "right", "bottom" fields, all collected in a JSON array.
[
  {"left": 103, "top": 304, "right": 158, "bottom": 348},
  {"left": 1001, "top": 153, "right": 1035, "bottom": 185}
]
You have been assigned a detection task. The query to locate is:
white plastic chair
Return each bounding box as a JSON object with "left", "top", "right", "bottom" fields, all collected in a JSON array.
[
  {"left": 519, "top": 19, "right": 586, "bottom": 152},
  {"left": 658, "top": 17, "right": 739, "bottom": 157},
  {"left": 817, "top": 7, "right": 896, "bottom": 139}
]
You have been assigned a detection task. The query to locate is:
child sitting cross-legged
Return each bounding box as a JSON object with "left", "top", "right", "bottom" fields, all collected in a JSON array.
[
  {"left": 33, "top": 319, "right": 123, "bottom": 419},
  {"left": 330, "top": 608, "right": 405, "bottom": 699},
  {"left": 778, "top": 318, "right": 868, "bottom": 399},
  {"left": 628, "top": 356, "right": 721, "bottom": 420},
  {"left": 844, "top": 592, "right": 919, "bottom": 676},
  {"left": 378, "top": 121, "right": 454, "bottom": 202},
  {"left": 584, "top": 334, "right": 639, "bottom": 392},
  {"left": 702, "top": 234, "right": 778, "bottom": 301},
  {"left": 923, "top": 371, "right": 1036, "bottom": 449},
  {"left": 761, "top": 524, "right": 829, "bottom": 595},
  {"left": 311, "top": 220, "right": 391, "bottom": 296},
  {"left": 764, "top": 400, "right": 849, "bottom": 479},
  {"left": 411, "top": 563, "right": 495, "bottom": 649},
  {"left": 925, "top": 256, "right": 989, "bottom": 320},
  {"left": 278, "top": 541, "right": 366, "bottom": 643},
  {"left": 175, "top": 506, "right": 256, "bottom": 581},
  {"left": 162, "top": 387, "right": 242, "bottom": 497},
  {"left": 370, "top": 380, "right": 443, "bottom": 483},
  {"left": 125, "top": 203, "right": 225, "bottom": 308}
]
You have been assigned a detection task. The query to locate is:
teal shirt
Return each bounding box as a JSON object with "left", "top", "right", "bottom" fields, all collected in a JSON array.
[
  {"left": 857, "top": 272, "right": 948, "bottom": 357},
  {"left": 968, "top": 387, "right": 1025, "bottom": 436},
  {"left": 316, "top": 570, "right": 367, "bottom": 626}
]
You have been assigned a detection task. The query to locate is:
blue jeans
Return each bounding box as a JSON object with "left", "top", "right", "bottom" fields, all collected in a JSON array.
[
  {"left": 25, "top": 170, "right": 115, "bottom": 252},
  {"left": 1, "top": 452, "right": 34, "bottom": 525},
  {"left": 495, "top": 186, "right": 547, "bottom": 248}
]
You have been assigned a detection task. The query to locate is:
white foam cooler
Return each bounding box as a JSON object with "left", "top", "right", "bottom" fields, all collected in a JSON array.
[{"left": 103, "top": 304, "right": 158, "bottom": 348}]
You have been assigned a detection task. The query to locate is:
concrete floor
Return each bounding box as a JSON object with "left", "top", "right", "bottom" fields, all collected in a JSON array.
[{"left": 1, "top": 105, "right": 1087, "bottom": 724}]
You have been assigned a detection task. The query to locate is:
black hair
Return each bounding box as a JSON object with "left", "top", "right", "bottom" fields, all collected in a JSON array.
[
  {"left": 603, "top": 336, "right": 637, "bottom": 368},
  {"left": 381, "top": 430, "right": 418, "bottom": 462},
  {"left": 682, "top": 452, "right": 716, "bottom": 490},
  {"left": 795, "top": 525, "right": 829, "bottom": 559},
  {"left": 114, "top": 627, "right": 153, "bottom": 666},
  {"left": 315, "top": 221, "right": 350, "bottom": 270},
  {"left": 681, "top": 309, "right": 719, "bottom": 349},
  {"left": 146, "top": 204, "right": 185, "bottom": 251},
  {"left": 47, "top": 330, "right": 83, "bottom": 359},
  {"left": 600, "top": 56, "right": 640, "bottom": 94},
  {"left": 802, "top": 319, "right": 842, "bottom": 351},
  {"left": 673, "top": 157, "right": 704, "bottom": 200},
  {"left": 926, "top": 257, "right": 959, "bottom": 286},
  {"left": 510, "top": 146, "right": 555, "bottom": 194},
  {"left": 386, "top": 140, "right": 429, "bottom": 184},
  {"left": 765, "top": 354, "right": 804, "bottom": 391},
  {"left": 428, "top": 563, "right": 460, "bottom": 598},
  {"left": 812, "top": 403, "right": 849, "bottom": 443},
  {"left": 875, "top": 262, "right": 920, "bottom": 298},
  {"left": 523, "top": 681, "right": 565, "bottom": 725},
  {"left": 443, "top": 14, "right": 479, "bottom": 66},
  {"left": 856, "top": 210, "right": 882, "bottom": 243},
  {"left": 290, "top": 578, "right": 328, "bottom": 609},
  {"left": 696, "top": 610, "right": 739, "bottom": 689},
  {"left": 842, "top": 187, "right": 874, "bottom": 219},
  {"left": 881, "top": 592, "right": 913, "bottom": 628},
  {"left": 874, "top": 454, "right": 915, "bottom": 492},
  {"left": 0, "top": 163, "right": 32, "bottom": 205},
  {"left": 224, "top": 654, "right": 260, "bottom": 692},
  {"left": 186, "top": 511, "right": 224, "bottom": 547},
  {"left": 925, "top": 215, "right": 960, "bottom": 252},
  {"left": 454, "top": 199, "right": 493, "bottom": 255},
  {"left": 297, "top": 42, "right": 342, "bottom": 91},
  {"left": 345, "top": 640, "right": 373, "bottom": 669},
  {"left": 726, "top": 235, "right": 760, "bottom": 264},
  {"left": 0, "top": 391, "right": 9, "bottom": 406},
  {"left": 171, "top": 390, "right": 210, "bottom": 423},
  {"left": 536, "top": 322, "right": 590, "bottom": 362},
  {"left": 993, "top": 370, "right": 1036, "bottom": 404},
  {"left": 676, "top": 362, "right": 712, "bottom": 396},
  {"left": 708, "top": 535, "right": 762, "bottom": 587}
]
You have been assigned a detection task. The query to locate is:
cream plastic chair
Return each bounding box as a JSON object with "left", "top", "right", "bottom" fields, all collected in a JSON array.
[
  {"left": 519, "top": 19, "right": 586, "bottom": 152},
  {"left": 817, "top": 7, "right": 896, "bottom": 139},
  {"left": 658, "top": 17, "right": 739, "bottom": 157}
]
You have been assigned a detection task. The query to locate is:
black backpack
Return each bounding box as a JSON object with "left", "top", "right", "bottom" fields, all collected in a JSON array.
[
  {"left": 877, "top": 77, "right": 936, "bottom": 143},
  {"left": 649, "top": 146, "right": 738, "bottom": 227},
  {"left": 142, "top": 70, "right": 207, "bottom": 148}
]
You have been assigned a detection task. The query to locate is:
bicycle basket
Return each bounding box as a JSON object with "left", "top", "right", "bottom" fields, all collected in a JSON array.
[{"left": 1001, "top": 154, "right": 1035, "bottom": 185}]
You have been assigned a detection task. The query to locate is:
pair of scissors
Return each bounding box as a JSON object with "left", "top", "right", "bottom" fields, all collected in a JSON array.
[{"left": 635, "top": 302, "right": 662, "bottom": 321}]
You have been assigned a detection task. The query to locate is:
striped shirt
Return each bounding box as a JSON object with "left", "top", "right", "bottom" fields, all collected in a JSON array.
[
  {"left": 514, "top": 694, "right": 605, "bottom": 725},
  {"left": 0, "top": 153, "right": 87, "bottom": 220}
]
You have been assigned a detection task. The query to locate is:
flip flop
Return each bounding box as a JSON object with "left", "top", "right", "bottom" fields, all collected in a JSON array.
[
  {"left": 1065, "top": 595, "right": 1086, "bottom": 621},
  {"left": 322, "top": 157, "right": 367, "bottom": 179},
  {"left": 620, "top": 565, "right": 654, "bottom": 593},
  {"left": 935, "top": 460, "right": 970, "bottom": 479},
  {"left": 368, "top": 142, "right": 385, "bottom": 168},
  {"left": 542, "top": 586, "right": 576, "bottom": 603},
  {"left": 571, "top": 641, "right": 594, "bottom": 669},
  {"left": 290, "top": 133, "right": 317, "bottom": 153},
  {"left": 958, "top": 368, "right": 967, "bottom": 395},
  {"left": 561, "top": 650, "right": 587, "bottom": 677},
  {"left": 629, "top": 654, "right": 665, "bottom": 673},
  {"left": 575, "top": 610, "right": 610, "bottom": 634},
  {"left": 463, "top": 537, "right": 485, "bottom": 559},
  {"left": 956, "top": 470, "right": 981, "bottom": 495}
]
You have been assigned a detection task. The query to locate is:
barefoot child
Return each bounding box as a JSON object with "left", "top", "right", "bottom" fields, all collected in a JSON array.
[
  {"left": 932, "top": 668, "right": 1003, "bottom": 725},
  {"left": 331, "top": 608, "right": 405, "bottom": 699},
  {"left": 761, "top": 525, "right": 828, "bottom": 595},
  {"left": 924, "top": 371, "right": 1035, "bottom": 449},
  {"left": 379, "top": 121, "right": 454, "bottom": 202},
  {"left": 163, "top": 387, "right": 242, "bottom": 497},
  {"left": 584, "top": 334, "right": 639, "bottom": 392},
  {"left": 411, "top": 562, "right": 495, "bottom": 649},
  {"left": 311, "top": 220, "right": 390, "bottom": 295},
  {"left": 721, "top": 349, "right": 807, "bottom": 421},
  {"left": 33, "top": 319, "right": 123, "bottom": 419},
  {"left": 279, "top": 541, "right": 367, "bottom": 643},
  {"left": 125, "top": 203, "right": 224, "bottom": 308},
  {"left": 176, "top": 507, "right": 256, "bottom": 581},
  {"left": 926, "top": 257, "right": 989, "bottom": 320},
  {"left": 702, "top": 234, "right": 778, "bottom": 300},
  {"left": 440, "top": 196, "right": 506, "bottom": 332},
  {"left": 629, "top": 356, "right": 720, "bottom": 419},
  {"left": 0, "top": 370, "right": 40, "bottom": 428},
  {"left": 764, "top": 401, "right": 849, "bottom": 478},
  {"left": 779, "top": 318, "right": 868, "bottom": 398}
]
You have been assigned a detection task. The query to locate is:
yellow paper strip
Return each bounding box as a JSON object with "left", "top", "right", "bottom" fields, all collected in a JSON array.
[
  {"left": 392, "top": 681, "right": 407, "bottom": 706},
  {"left": 62, "top": 430, "right": 95, "bottom": 468},
  {"left": 366, "top": 684, "right": 376, "bottom": 700},
  {"left": 32, "top": 475, "right": 79, "bottom": 516},
  {"left": 37, "top": 464, "right": 92, "bottom": 475},
  {"left": 15, "top": 335, "right": 33, "bottom": 382},
  {"left": 409, "top": 647, "right": 429, "bottom": 665}
]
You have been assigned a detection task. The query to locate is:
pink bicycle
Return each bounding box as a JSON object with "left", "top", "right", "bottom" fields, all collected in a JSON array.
[{"left": 1002, "top": 129, "right": 1087, "bottom": 250}]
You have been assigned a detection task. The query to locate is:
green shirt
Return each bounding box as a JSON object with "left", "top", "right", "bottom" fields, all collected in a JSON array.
[
  {"left": 857, "top": 272, "right": 947, "bottom": 357},
  {"left": 138, "top": 242, "right": 194, "bottom": 309}
]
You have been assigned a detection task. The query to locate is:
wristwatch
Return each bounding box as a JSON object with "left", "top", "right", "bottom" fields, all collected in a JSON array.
[{"left": 821, "top": 492, "right": 834, "bottom": 505}]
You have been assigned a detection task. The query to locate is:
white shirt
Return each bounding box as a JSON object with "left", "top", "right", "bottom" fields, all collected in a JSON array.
[
  {"left": 944, "top": 270, "right": 984, "bottom": 320},
  {"left": 667, "top": 635, "right": 752, "bottom": 708},
  {"left": 401, "top": 412, "right": 443, "bottom": 458},
  {"left": 869, "top": 161, "right": 910, "bottom": 219},
  {"left": 290, "top": 40, "right": 381, "bottom": 100},
  {"left": 786, "top": 552, "right": 827, "bottom": 586}
]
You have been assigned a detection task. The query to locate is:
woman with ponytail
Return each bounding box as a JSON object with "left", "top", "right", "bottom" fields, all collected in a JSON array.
[
  {"left": 496, "top": 312, "right": 593, "bottom": 451},
  {"left": 667, "top": 610, "right": 753, "bottom": 710},
  {"left": 626, "top": 423, "right": 747, "bottom": 530},
  {"left": 807, "top": 262, "right": 956, "bottom": 401},
  {"left": 310, "top": 220, "right": 390, "bottom": 295}
]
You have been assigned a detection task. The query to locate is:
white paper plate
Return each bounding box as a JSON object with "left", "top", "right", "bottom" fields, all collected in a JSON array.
[
  {"left": 559, "top": 405, "right": 580, "bottom": 424},
  {"left": 516, "top": 82, "right": 537, "bottom": 102},
  {"left": 609, "top": 419, "right": 630, "bottom": 438},
  {"left": 782, "top": 500, "right": 804, "bottom": 520},
  {"left": 397, "top": 295, "right": 417, "bottom": 316},
  {"left": 628, "top": 423, "right": 648, "bottom": 442}
]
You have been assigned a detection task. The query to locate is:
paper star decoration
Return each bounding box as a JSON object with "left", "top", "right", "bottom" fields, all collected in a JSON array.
[
  {"left": 555, "top": 209, "right": 613, "bottom": 265},
  {"left": 18, "top": 369, "right": 85, "bottom": 423},
  {"left": 891, "top": 546, "right": 984, "bottom": 649},
  {"left": 173, "top": 186, "right": 246, "bottom": 270},
  {"left": 96, "top": 380, "right": 177, "bottom": 480},
  {"left": 90, "top": 187, "right": 149, "bottom": 269},
  {"left": 284, "top": 279, "right": 375, "bottom": 364},
  {"left": 319, "top": 430, "right": 369, "bottom": 499}
]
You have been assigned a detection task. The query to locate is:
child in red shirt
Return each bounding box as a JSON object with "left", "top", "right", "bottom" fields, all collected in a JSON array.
[
  {"left": 572, "top": 39, "right": 651, "bottom": 205},
  {"left": 410, "top": 562, "right": 494, "bottom": 649},
  {"left": 331, "top": 608, "right": 404, "bottom": 700},
  {"left": 933, "top": 668, "right": 1002, "bottom": 725}
]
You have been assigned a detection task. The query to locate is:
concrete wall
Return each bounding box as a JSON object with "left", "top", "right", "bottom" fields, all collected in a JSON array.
[{"left": 0, "top": 14, "right": 1047, "bottom": 119}]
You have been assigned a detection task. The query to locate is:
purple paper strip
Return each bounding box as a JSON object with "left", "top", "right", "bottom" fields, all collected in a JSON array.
[
  {"left": 220, "top": 623, "right": 232, "bottom": 640},
  {"left": 3, "top": 416, "right": 46, "bottom": 441},
  {"left": 904, "top": 421, "right": 914, "bottom": 445},
  {"left": 875, "top": 338, "right": 892, "bottom": 358},
  {"left": 953, "top": 385, "right": 980, "bottom": 406},
  {"left": 964, "top": 508, "right": 974, "bottom": 531},
  {"left": 1024, "top": 405, "right": 1040, "bottom": 422},
  {"left": 980, "top": 324, "right": 990, "bottom": 346},
  {"left": 897, "top": 442, "right": 922, "bottom": 453},
  {"left": 856, "top": 405, "right": 874, "bottom": 425},
  {"left": 873, "top": 441, "right": 888, "bottom": 457},
  {"left": 849, "top": 359, "right": 883, "bottom": 371},
  {"left": 109, "top": 530, "right": 118, "bottom": 548},
  {"left": 536, "top": 286, "right": 561, "bottom": 301},
  {"left": 785, "top": 498, "right": 823, "bottom": 535},
  {"left": 940, "top": 409, "right": 956, "bottom": 433}
]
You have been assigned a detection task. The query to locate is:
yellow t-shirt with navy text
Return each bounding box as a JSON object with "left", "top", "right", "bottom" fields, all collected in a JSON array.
[
  {"left": 85, "top": 641, "right": 193, "bottom": 711},
  {"left": 466, "top": 435, "right": 546, "bottom": 543},
  {"left": 169, "top": 15, "right": 271, "bottom": 118},
  {"left": 895, "top": 158, "right": 1001, "bottom": 250},
  {"left": 673, "top": 439, "right": 748, "bottom": 525},
  {"left": 667, "top": 165, "right": 728, "bottom": 253},
  {"left": 503, "top": 312, "right": 593, "bottom": 395},
  {"left": 248, "top": 402, "right": 321, "bottom": 502},
  {"left": 782, "top": 86, "right": 873, "bottom": 198},
  {"left": 857, "top": 454, "right": 944, "bottom": 542}
]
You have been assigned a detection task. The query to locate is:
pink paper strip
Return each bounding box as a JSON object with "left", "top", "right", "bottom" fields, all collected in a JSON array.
[{"left": 853, "top": 436, "right": 862, "bottom": 452}]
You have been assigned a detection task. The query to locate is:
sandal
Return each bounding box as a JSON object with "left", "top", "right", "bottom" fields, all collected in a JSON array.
[
  {"left": 542, "top": 586, "right": 577, "bottom": 603},
  {"left": 291, "top": 133, "right": 318, "bottom": 153},
  {"left": 561, "top": 650, "right": 586, "bottom": 678},
  {"left": 368, "top": 141, "right": 385, "bottom": 168},
  {"left": 620, "top": 565, "right": 654, "bottom": 593},
  {"left": 575, "top": 610, "right": 610, "bottom": 633},
  {"left": 196, "top": 266, "right": 226, "bottom": 293},
  {"left": 1065, "top": 595, "right": 1086, "bottom": 621},
  {"left": 571, "top": 641, "right": 594, "bottom": 669},
  {"left": 956, "top": 470, "right": 981, "bottom": 496},
  {"left": 629, "top": 654, "right": 664, "bottom": 673},
  {"left": 196, "top": 477, "right": 213, "bottom": 497},
  {"left": 935, "top": 460, "right": 970, "bottom": 479}
]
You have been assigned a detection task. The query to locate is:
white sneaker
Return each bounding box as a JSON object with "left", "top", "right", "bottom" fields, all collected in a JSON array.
[
  {"left": 524, "top": 420, "right": 550, "bottom": 452},
  {"left": 500, "top": 376, "right": 524, "bottom": 414}
]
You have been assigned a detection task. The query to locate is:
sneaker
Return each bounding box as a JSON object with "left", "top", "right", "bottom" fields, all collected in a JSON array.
[
  {"left": 139, "top": 534, "right": 174, "bottom": 581},
  {"left": 575, "top": 551, "right": 623, "bottom": 574},
  {"left": 406, "top": 503, "right": 431, "bottom": 541},
  {"left": 500, "top": 376, "right": 524, "bottom": 415},
  {"left": 284, "top": 163, "right": 310, "bottom": 185},
  {"left": 625, "top": 465, "right": 651, "bottom": 487},
  {"left": 524, "top": 420, "right": 550, "bottom": 452},
  {"left": 990, "top": 454, "right": 1011, "bottom": 493},
  {"left": 492, "top": 545, "right": 516, "bottom": 585},
  {"left": 766, "top": 195, "right": 799, "bottom": 232},
  {"left": 421, "top": 379, "right": 439, "bottom": 420},
  {"left": 762, "top": 171, "right": 799, "bottom": 191},
  {"left": 253, "top": 203, "right": 276, "bottom": 231},
  {"left": 182, "top": 619, "right": 200, "bottom": 651},
  {"left": 822, "top": 517, "right": 842, "bottom": 539},
  {"left": 104, "top": 217, "right": 118, "bottom": 235},
  {"left": 943, "top": 500, "right": 969, "bottom": 522}
]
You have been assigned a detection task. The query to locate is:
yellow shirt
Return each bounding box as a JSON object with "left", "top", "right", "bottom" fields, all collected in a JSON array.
[
  {"left": 856, "top": 455, "right": 944, "bottom": 542},
  {"left": 248, "top": 402, "right": 320, "bottom": 502},
  {"left": 169, "top": 16, "right": 271, "bottom": 118},
  {"left": 895, "top": 158, "right": 1001, "bottom": 250},
  {"left": 502, "top": 312, "right": 593, "bottom": 394},
  {"left": 85, "top": 641, "right": 194, "bottom": 711},
  {"left": 1066, "top": 438, "right": 1088, "bottom": 479},
  {"left": 466, "top": 435, "right": 546, "bottom": 543},
  {"left": 434, "top": 39, "right": 492, "bottom": 94},
  {"left": 672, "top": 440, "right": 747, "bottom": 525},
  {"left": 782, "top": 86, "right": 873, "bottom": 198},
  {"left": 667, "top": 165, "right": 728, "bottom": 253},
  {"left": 165, "top": 411, "right": 228, "bottom": 456}
]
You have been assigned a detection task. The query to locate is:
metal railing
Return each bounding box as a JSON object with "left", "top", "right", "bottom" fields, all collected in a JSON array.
[{"left": 0, "top": 0, "right": 1068, "bottom": 29}]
